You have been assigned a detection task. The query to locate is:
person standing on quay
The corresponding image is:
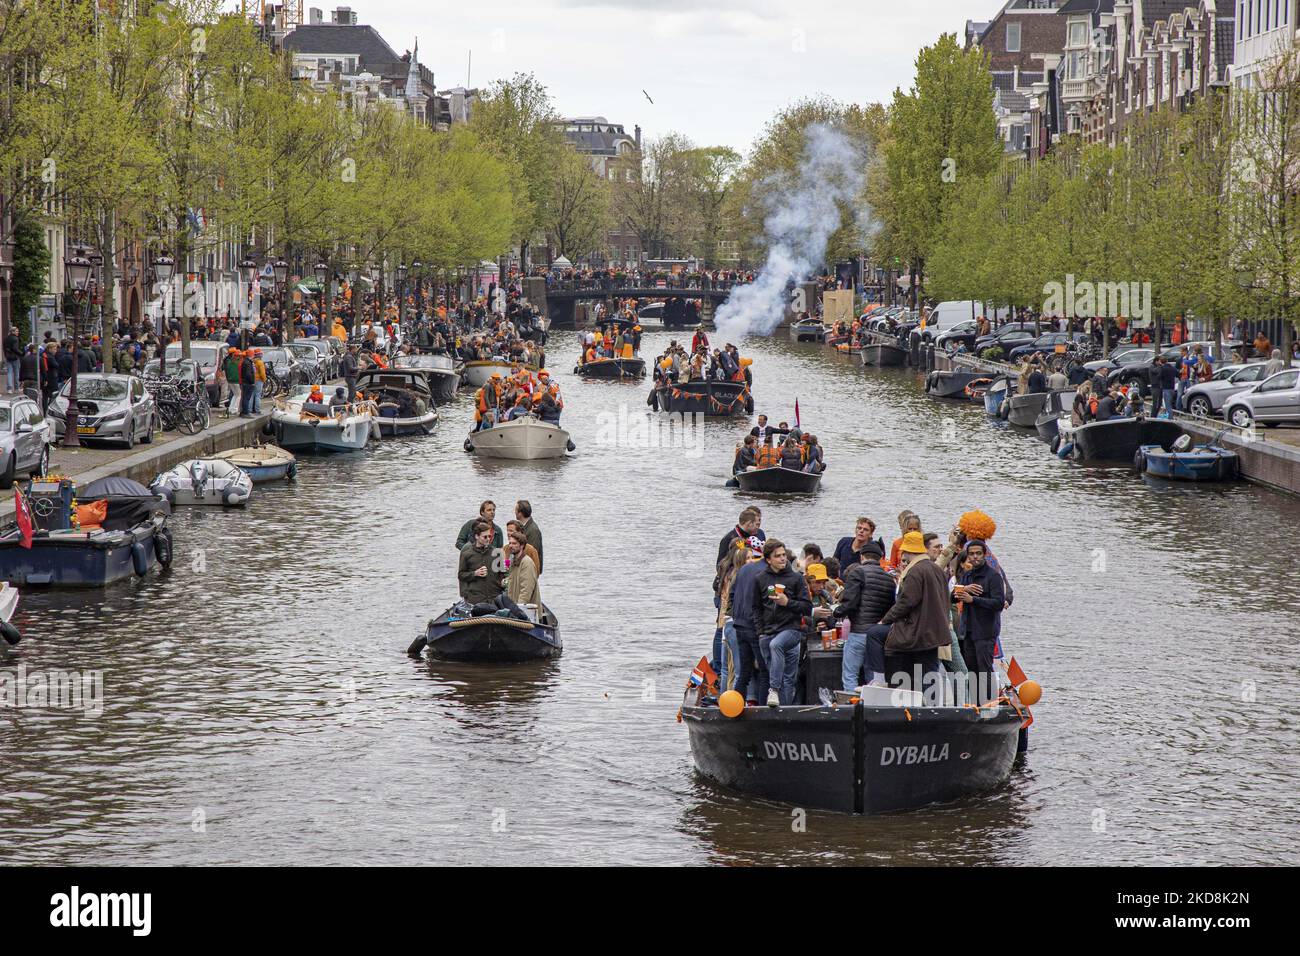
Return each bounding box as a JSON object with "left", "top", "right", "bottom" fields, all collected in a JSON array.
[
  {"left": 251, "top": 349, "right": 267, "bottom": 414},
  {"left": 225, "top": 348, "right": 242, "bottom": 417},
  {"left": 238, "top": 349, "right": 257, "bottom": 417}
]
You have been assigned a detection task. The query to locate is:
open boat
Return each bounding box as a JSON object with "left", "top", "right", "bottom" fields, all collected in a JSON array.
[
  {"left": 391, "top": 352, "right": 461, "bottom": 404},
  {"left": 150, "top": 458, "right": 253, "bottom": 507},
  {"left": 925, "top": 369, "right": 982, "bottom": 400},
  {"left": 213, "top": 444, "right": 297, "bottom": 482},
  {"left": 984, "top": 375, "right": 1013, "bottom": 416},
  {"left": 271, "top": 386, "right": 376, "bottom": 453},
  {"left": 0, "top": 476, "right": 173, "bottom": 587},
  {"left": 466, "top": 414, "right": 571, "bottom": 460},
  {"left": 1134, "top": 433, "right": 1239, "bottom": 481},
  {"left": 0, "top": 582, "right": 21, "bottom": 645},
  {"left": 1034, "top": 391, "right": 1071, "bottom": 442},
  {"left": 735, "top": 466, "right": 822, "bottom": 494},
  {"left": 790, "top": 318, "right": 826, "bottom": 342},
  {"left": 1007, "top": 389, "right": 1073, "bottom": 428},
  {"left": 575, "top": 356, "right": 646, "bottom": 379},
  {"left": 1058, "top": 416, "right": 1183, "bottom": 462},
  {"left": 357, "top": 368, "right": 439, "bottom": 437},
  {"left": 859, "top": 341, "right": 908, "bottom": 367},
  {"left": 411, "top": 602, "right": 562, "bottom": 662},
  {"left": 461, "top": 358, "right": 539, "bottom": 390},
  {"left": 681, "top": 656, "right": 1024, "bottom": 814},
  {"left": 649, "top": 380, "right": 752, "bottom": 417}
]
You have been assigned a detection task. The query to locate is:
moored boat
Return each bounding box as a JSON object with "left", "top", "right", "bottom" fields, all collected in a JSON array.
[
  {"left": 1007, "top": 389, "right": 1073, "bottom": 428},
  {"left": 859, "top": 342, "right": 908, "bottom": 367},
  {"left": 150, "top": 459, "right": 253, "bottom": 507},
  {"left": 391, "top": 352, "right": 461, "bottom": 403},
  {"left": 1134, "top": 434, "right": 1239, "bottom": 481},
  {"left": 790, "top": 318, "right": 826, "bottom": 342},
  {"left": 649, "top": 380, "right": 752, "bottom": 416},
  {"left": 1062, "top": 416, "right": 1183, "bottom": 462},
  {"left": 410, "top": 602, "right": 562, "bottom": 662},
  {"left": 681, "top": 681, "right": 1022, "bottom": 814},
  {"left": 575, "top": 356, "right": 646, "bottom": 379},
  {"left": 925, "top": 369, "right": 982, "bottom": 400},
  {"left": 465, "top": 415, "right": 572, "bottom": 460},
  {"left": 735, "top": 466, "right": 822, "bottom": 494},
  {"left": 1034, "top": 391, "right": 1071, "bottom": 442},
  {"left": 984, "top": 375, "right": 1013, "bottom": 416},
  {"left": 357, "top": 368, "right": 439, "bottom": 437},
  {"left": 213, "top": 444, "right": 297, "bottom": 482},
  {"left": 461, "top": 358, "right": 538, "bottom": 389},
  {"left": 271, "top": 387, "right": 376, "bottom": 453}
]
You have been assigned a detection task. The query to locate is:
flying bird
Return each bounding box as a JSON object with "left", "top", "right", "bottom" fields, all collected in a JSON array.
[{"left": 642, "top": 89, "right": 654, "bottom": 105}]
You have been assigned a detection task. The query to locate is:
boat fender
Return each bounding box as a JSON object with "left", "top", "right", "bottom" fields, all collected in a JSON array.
[
  {"left": 647, "top": 390, "right": 659, "bottom": 410},
  {"left": 1056, "top": 441, "right": 1074, "bottom": 460},
  {"left": 261, "top": 419, "right": 275, "bottom": 437},
  {"left": 0, "top": 620, "right": 21, "bottom": 646},
  {"left": 744, "top": 394, "right": 754, "bottom": 414},
  {"left": 286, "top": 461, "right": 298, "bottom": 480},
  {"left": 222, "top": 487, "right": 239, "bottom": 506},
  {"left": 1133, "top": 449, "right": 1147, "bottom": 473},
  {"left": 154, "top": 527, "right": 174, "bottom": 568},
  {"left": 1049, "top": 434, "right": 1062, "bottom": 455},
  {"left": 1069, "top": 443, "right": 1082, "bottom": 461},
  {"left": 724, "top": 477, "right": 740, "bottom": 488},
  {"left": 463, "top": 437, "right": 475, "bottom": 453},
  {"left": 406, "top": 634, "right": 429, "bottom": 656},
  {"left": 565, "top": 439, "right": 576, "bottom": 452},
  {"left": 999, "top": 399, "right": 1010, "bottom": 420},
  {"left": 131, "top": 540, "right": 149, "bottom": 577}
]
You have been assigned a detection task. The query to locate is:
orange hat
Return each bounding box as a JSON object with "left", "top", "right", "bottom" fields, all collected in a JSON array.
[{"left": 900, "top": 531, "right": 927, "bottom": 554}]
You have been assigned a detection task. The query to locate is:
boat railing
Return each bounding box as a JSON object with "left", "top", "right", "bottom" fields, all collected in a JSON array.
[{"left": 949, "top": 352, "right": 1019, "bottom": 376}]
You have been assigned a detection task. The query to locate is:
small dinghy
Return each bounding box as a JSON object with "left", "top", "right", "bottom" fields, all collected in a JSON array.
[
  {"left": 150, "top": 459, "right": 253, "bottom": 507},
  {"left": 575, "top": 356, "right": 646, "bottom": 379},
  {"left": 859, "top": 342, "right": 908, "bottom": 367},
  {"left": 925, "top": 369, "right": 982, "bottom": 400},
  {"left": 1134, "top": 433, "right": 1239, "bottom": 481},
  {"left": 410, "top": 602, "right": 562, "bottom": 663},
  {"left": 213, "top": 444, "right": 297, "bottom": 482},
  {"left": 734, "top": 466, "right": 822, "bottom": 494},
  {"left": 465, "top": 415, "right": 572, "bottom": 460}
]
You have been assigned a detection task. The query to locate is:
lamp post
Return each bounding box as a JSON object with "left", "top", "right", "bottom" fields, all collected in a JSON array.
[
  {"left": 238, "top": 254, "right": 258, "bottom": 348},
  {"left": 396, "top": 262, "right": 408, "bottom": 327},
  {"left": 152, "top": 253, "right": 175, "bottom": 378},
  {"left": 62, "top": 248, "right": 93, "bottom": 448},
  {"left": 273, "top": 258, "right": 289, "bottom": 343},
  {"left": 313, "top": 261, "right": 328, "bottom": 338},
  {"left": 411, "top": 259, "right": 423, "bottom": 319},
  {"left": 369, "top": 262, "right": 380, "bottom": 328}
]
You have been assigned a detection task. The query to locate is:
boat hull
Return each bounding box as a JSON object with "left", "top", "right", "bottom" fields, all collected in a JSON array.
[
  {"left": 461, "top": 360, "right": 537, "bottom": 389},
  {"left": 375, "top": 411, "right": 439, "bottom": 437},
  {"left": 274, "top": 415, "right": 372, "bottom": 453},
  {"left": 650, "top": 381, "right": 752, "bottom": 417},
  {"left": 213, "top": 446, "right": 297, "bottom": 482},
  {"left": 468, "top": 418, "right": 570, "bottom": 460},
  {"left": 790, "top": 323, "right": 825, "bottom": 342},
  {"left": 683, "top": 691, "right": 1021, "bottom": 814},
  {"left": 1071, "top": 417, "right": 1183, "bottom": 461},
  {"left": 735, "top": 467, "right": 822, "bottom": 494},
  {"left": 1035, "top": 413, "right": 1062, "bottom": 442},
  {"left": 423, "top": 607, "right": 562, "bottom": 662},
  {"left": 576, "top": 357, "right": 646, "bottom": 379},
  {"left": 925, "top": 370, "right": 981, "bottom": 400},
  {"left": 0, "top": 521, "right": 166, "bottom": 588},
  {"left": 426, "top": 369, "right": 460, "bottom": 404},
  {"left": 859, "top": 344, "right": 907, "bottom": 367},
  {"left": 1138, "top": 444, "right": 1239, "bottom": 481}
]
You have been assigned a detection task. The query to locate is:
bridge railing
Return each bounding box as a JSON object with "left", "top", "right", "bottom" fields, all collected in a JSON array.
[{"left": 543, "top": 275, "right": 753, "bottom": 293}]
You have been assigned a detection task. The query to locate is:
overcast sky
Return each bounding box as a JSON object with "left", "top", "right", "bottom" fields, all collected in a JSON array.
[{"left": 285, "top": 1, "right": 981, "bottom": 154}]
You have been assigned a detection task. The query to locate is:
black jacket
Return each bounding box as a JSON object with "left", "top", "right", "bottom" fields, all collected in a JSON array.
[
  {"left": 750, "top": 565, "right": 812, "bottom": 636},
  {"left": 3, "top": 333, "right": 20, "bottom": 362},
  {"left": 834, "top": 560, "right": 896, "bottom": 632},
  {"left": 956, "top": 561, "right": 1005, "bottom": 644}
]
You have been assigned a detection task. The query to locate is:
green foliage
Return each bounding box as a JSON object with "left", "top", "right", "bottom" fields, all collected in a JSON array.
[{"left": 10, "top": 217, "right": 47, "bottom": 339}]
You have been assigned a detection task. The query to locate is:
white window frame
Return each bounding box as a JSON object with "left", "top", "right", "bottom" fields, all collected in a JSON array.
[{"left": 1006, "top": 22, "right": 1021, "bottom": 53}]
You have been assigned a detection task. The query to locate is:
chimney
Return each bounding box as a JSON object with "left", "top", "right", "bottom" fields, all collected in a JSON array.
[
  {"left": 309, "top": 7, "right": 322, "bottom": 25},
  {"left": 634, "top": 124, "right": 641, "bottom": 149}
]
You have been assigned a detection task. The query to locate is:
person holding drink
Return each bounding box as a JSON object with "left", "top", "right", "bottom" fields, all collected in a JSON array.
[{"left": 750, "top": 539, "right": 813, "bottom": 707}]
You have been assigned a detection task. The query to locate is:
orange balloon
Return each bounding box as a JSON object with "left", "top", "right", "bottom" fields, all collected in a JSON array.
[
  {"left": 718, "top": 690, "right": 745, "bottom": 718},
  {"left": 1017, "top": 680, "right": 1042, "bottom": 706}
]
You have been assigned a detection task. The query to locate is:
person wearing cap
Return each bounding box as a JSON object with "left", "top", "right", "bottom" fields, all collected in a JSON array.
[
  {"left": 825, "top": 540, "right": 896, "bottom": 691},
  {"left": 954, "top": 539, "right": 1005, "bottom": 703},
  {"left": 858, "top": 530, "right": 950, "bottom": 695},
  {"left": 224, "top": 348, "right": 243, "bottom": 417},
  {"left": 751, "top": 539, "right": 813, "bottom": 707},
  {"left": 251, "top": 348, "right": 267, "bottom": 413}
]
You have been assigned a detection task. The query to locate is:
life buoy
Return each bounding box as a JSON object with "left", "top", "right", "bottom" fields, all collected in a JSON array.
[{"left": 131, "top": 540, "right": 150, "bottom": 576}]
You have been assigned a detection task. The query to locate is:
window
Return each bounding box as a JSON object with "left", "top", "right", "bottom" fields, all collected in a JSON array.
[
  {"left": 1006, "top": 22, "right": 1021, "bottom": 52},
  {"left": 1261, "top": 370, "right": 1299, "bottom": 390},
  {"left": 1069, "top": 20, "right": 1088, "bottom": 46}
]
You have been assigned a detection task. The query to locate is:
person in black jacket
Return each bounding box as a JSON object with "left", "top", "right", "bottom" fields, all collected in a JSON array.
[
  {"left": 750, "top": 539, "right": 812, "bottom": 706},
  {"left": 826, "top": 541, "right": 897, "bottom": 690},
  {"left": 4, "top": 329, "right": 22, "bottom": 391},
  {"left": 954, "top": 539, "right": 1005, "bottom": 703},
  {"left": 238, "top": 352, "right": 257, "bottom": 416}
]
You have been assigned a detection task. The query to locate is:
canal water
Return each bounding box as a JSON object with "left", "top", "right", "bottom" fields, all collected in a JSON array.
[{"left": 2, "top": 330, "right": 1297, "bottom": 865}]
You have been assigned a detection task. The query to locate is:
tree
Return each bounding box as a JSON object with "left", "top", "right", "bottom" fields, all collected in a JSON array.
[
  {"left": 681, "top": 145, "right": 740, "bottom": 267},
  {"left": 9, "top": 216, "right": 46, "bottom": 341},
  {"left": 613, "top": 132, "right": 694, "bottom": 261},
  {"left": 543, "top": 146, "right": 609, "bottom": 260}
]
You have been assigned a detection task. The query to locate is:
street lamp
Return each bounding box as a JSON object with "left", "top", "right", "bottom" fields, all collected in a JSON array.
[
  {"left": 411, "top": 259, "right": 423, "bottom": 318},
  {"left": 273, "top": 258, "right": 288, "bottom": 342},
  {"left": 396, "top": 262, "right": 408, "bottom": 326},
  {"left": 61, "top": 249, "right": 93, "bottom": 448},
  {"left": 238, "top": 255, "right": 258, "bottom": 348},
  {"left": 313, "top": 261, "right": 328, "bottom": 337},
  {"left": 151, "top": 253, "right": 175, "bottom": 378},
  {"left": 368, "top": 262, "right": 380, "bottom": 326}
]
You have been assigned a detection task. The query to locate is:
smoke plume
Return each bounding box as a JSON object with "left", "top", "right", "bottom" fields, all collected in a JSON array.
[{"left": 714, "top": 124, "right": 868, "bottom": 341}]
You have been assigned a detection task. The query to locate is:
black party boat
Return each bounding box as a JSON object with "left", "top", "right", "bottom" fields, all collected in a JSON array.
[
  {"left": 735, "top": 466, "right": 822, "bottom": 494},
  {"left": 649, "top": 380, "right": 752, "bottom": 416},
  {"left": 410, "top": 602, "right": 562, "bottom": 662},
  {"left": 575, "top": 356, "right": 646, "bottom": 379}
]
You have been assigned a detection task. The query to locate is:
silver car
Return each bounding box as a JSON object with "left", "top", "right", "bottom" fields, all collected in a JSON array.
[
  {"left": 1182, "top": 363, "right": 1265, "bottom": 418},
  {"left": 1223, "top": 368, "right": 1300, "bottom": 428},
  {"left": 48, "top": 374, "right": 156, "bottom": 448},
  {"left": 0, "top": 394, "right": 52, "bottom": 488}
]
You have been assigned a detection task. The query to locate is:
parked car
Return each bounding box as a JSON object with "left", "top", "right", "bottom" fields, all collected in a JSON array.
[
  {"left": 0, "top": 394, "right": 52, "bottom": 488},
  {"left": 47, "top": 374, "right": 155, "bottom": 448},
  {"left": 1105, "top": 341, "right": 1218, "bottom": 395},
  {"left": 932, "top": 319, "right": 982, "bottom": 353},
  {"left": 972, "top": 321, "right": 1041, "bottom": 356},
  {"left": 1182, "top": 363, "right": 1267, "bottom": 417},
  {"left": 258, "top": 347, "right": 306, "bottom": 390},
  {"left": 1007, "top": 332, "right": 1088, "bottom": 361},
  {"left": 1085, "top": 346, "right": 1154, "bottom": 376},
  {"left": 1222, "top": 368, "right": 1300, "bottom": 428},
  {"left": 165, "top": 341, "right": 228, "bottom": 406},
  {"left": 294, "top": 337, "right": 342, "bottom": 380}
]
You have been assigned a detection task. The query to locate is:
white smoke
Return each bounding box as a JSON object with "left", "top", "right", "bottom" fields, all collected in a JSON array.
[{"left": 715, "top": 123, "right": 868, "bottom": 341}]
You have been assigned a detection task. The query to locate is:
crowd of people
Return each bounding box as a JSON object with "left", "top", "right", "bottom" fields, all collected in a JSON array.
[
  {"left": 472, "top": 366, "right": 564, "bottom": 430},
  {"left": 454, "top": 499, "right": 544, "bottom": 613},
  {"left": 651, "top": 330, "right": 751, "bottom": 387},
  {"left": 578, "top": 322, "right": 642, "bottom": 365},
  {"left": 731, "top": 413, "right": 826, "bottom": 475},
  {"left": 709, "top": 506, "right": 1013, "bottom": 709}
]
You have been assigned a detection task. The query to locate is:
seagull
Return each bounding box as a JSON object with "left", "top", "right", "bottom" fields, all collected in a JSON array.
[{"left": 642, "top": 89, "right": 654, "bottom": 105}]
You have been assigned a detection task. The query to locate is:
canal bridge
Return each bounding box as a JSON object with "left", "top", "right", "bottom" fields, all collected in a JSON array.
[{"left": 531, "top": 278, "right": 751, "bottom": 328}]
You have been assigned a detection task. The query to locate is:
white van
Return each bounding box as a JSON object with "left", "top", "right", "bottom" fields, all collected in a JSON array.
[{"left": 920, "top": 301, "right": 1011, "bottom": 342}]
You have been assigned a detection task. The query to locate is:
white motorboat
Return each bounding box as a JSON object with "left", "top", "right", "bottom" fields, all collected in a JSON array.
[
  {"left": 212, "top": 444, "right": 297, "bottom": 482},
  {"left": 272, "top": 386, "right": 375, "bottom": 453},
  {"left": 390, "top": 352, "right": 461, "bottom": 403},
  {"left": 150, "top": 459, "right": 253, "bottom": 507},
  {"left": 356, "top": 368, "right": 439, "bottom": 437},
  {"left": 465, "top": 415, "right": 572, "bottom": 461},
  {"left": 461, "top": 358, "right": 539, "bottom": 389},
  {"left": 0, "top": 581, "right": 21, "bottom": 645}
]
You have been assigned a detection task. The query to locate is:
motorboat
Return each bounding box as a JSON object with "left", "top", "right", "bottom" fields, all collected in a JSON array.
[
  {"left": 410, "top": 601, "right": 561, "bottom": 662},
  {"left": 648, "top": 380, "right": 752, "bottom": 416},
  {"left": 390, "top": 352, "right": 461, "bottom": 404},
  {"left": 1, "top": 582, "right": 22, "bottom": 645},
  {"left": 150, "top": 459, "right": 253, "bottom": 507},
  {"left": 0, "top": 476, "right": 172, "bottom": 587},
  {"left": 984, "top": 375, "right": 1013, "bottom": 416},
  {"left": 213, "top": 444, "right": 297, "bottom": 482},
  {"left": 859, "top": 340, "right": 908, "bottom": 367},
  {"left": 1034, "top": 391, "right": 1071, "bottom": 442},
  {"left": 575, "top": 356, "right": 646, "bottom": 379},
  {"left": 465, "top": 414, "right": 572, "bottom": 460},
  {"left": 1007, "top": 389, "right": 1073, "bottom": 428},
  {"left": 1056, "top": 416, "right": 1183, "bottom": 462},
  {"left": 271, "top": 386, "right": 376, "bottom": 454},
  {"left": 924, "top": 369, "right": 982, "bottom": 400},
  {"left": 734, "top": 466, "right": 822, "bottom": 494},
  {"left": 356, "top": 368, "right": 439, "bottom": 437},
  {"left": 461, "top": 358, "right": 539, "bottom": 390},
  {"left": 1134, "top": 433, "right": 1239, "bottom": 481},
  {"left": 790, "top": 318, "right": 826, "bottom": 342}
]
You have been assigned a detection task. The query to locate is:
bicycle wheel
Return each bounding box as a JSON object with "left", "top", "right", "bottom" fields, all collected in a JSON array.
[
  {"left": 196, "top": 401, "right": 210, "bottom": 431},
  {"left": 177, "top": 406, "right": 201, "bottom": 435}
]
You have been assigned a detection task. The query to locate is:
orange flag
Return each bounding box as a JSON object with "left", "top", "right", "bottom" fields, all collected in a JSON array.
[{"left": 1006, "top": 656, "right": 1028, "bottom": 687}]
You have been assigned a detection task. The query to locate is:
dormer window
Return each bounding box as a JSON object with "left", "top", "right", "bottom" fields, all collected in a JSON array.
[{"left": 1007, "top": 22, "right": 1021, "bottom": 53}]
